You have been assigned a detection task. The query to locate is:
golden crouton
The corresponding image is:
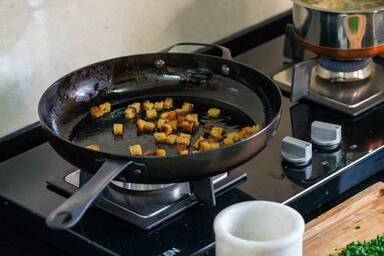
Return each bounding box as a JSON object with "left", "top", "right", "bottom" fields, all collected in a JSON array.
[
  {"left": 209, "top": 142, "right": 220, "bottom": 150},
  {"left": 128, "top": 102, "right": 141, "bottom": 113},
  {"left": 143, "top": 100, "right": 154, "bottom": 110},
  {"left": 179, "top": 150, "right": 189, "bottom": 155},
  {"left": 210, "top": 126, "right": 224, "bottom": 140},
  {"left": 160, "top": 110, "right": 177, "bottom": 120},
  {"left": 157, "top": 119, "right": 166, "bottom": 129},
  {"left": 154, "top": 132, "right": 167, "bottom": 142},
  {"left": 90, "top": 102, "right": 111, "bottom": 117},
  {"left": 224, "top": 137, "right": 234, "bottom": 145},
  {"left": 177, "top": 115, "right": 186, "bottom": 127},
  {"left": 199, "top": 140, "right": 210, "bottom": 151},
  {"left": 175, "top": 109, "right": 188, "bottom": 117},
  {"left": 86, "top": 144, "right": 100, "bottom": 151},
  {"left": 137, "top": 119, "right": 146, "bottom": 132},
  {"left": 143, "top": 121, "right": 155, "bottom": 132},
  {"left": 156, "top": 149, "right": 166, "bottom": 156},
  {"left": 166, "top": 134, "right": 177, "bottom": 144},
  {"left": 186, "top": 114, "right": 199, "bottom": 127},
  {"left": 182, "top": 121, "right": 194, "bottom": 132},
  {"left": 146, "top": 109, "right": 157, "bottom": 119},
  {"left": 208, "top": 108, "right": 221, "bottom": 118},
  {"left": 224, "top": 132, "right": 241, "bottom": 145},
  {"left": 177, "top": 133, "right": 191, "bottom": 145},
  {"left": 154, "top": 101, "right": 164, "bottom": 110},
  {"left": 161, "top": 123, "right": 173, "bottom": 135},
  {"left": 177, "top": 143, "right": 187, "bottom": 153},
  {"left": 124, "top": 107, "right": 136, "bottom": 119},
  {"left": 129, "top": 145, "right": 142, "bottom": 156},
  {"left": 192, "top": 150, "right": 199, "bottom": 154},
  {"left": 194, "top": 137, "right": 205, "bottom": 149},
  {"left": 143, "top": 149, "right": 167, "bottom": 156},
  {"left": 182, "top": 102, "right": 194, "bottom": 113},
  {"left": 167, "top": 120, "right": 177, "bottom": 130},
  {"left": 113, "top": 124, "right": 124, "bottom": 135},
  {"left": 238, "top": 124, "right": 261, "bottom": 139},
  {"left": 164, "top": 98, "right": 173, "bottom": 109}
]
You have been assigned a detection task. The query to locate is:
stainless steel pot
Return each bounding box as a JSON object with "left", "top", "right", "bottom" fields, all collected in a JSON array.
[{"left": 292, "top": 0, "right": 384, "bottom": 59}]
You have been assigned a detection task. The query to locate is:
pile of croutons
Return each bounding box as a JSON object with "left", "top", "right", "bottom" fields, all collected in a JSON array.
[{"left": 87, "top": 99, "right": 261, "bottom": 157}]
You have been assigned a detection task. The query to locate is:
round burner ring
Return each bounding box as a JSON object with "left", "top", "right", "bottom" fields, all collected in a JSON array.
[
  {"left": 316, "top": 58, "right": 372, "bottom": 82},
  {"left": 111, "top": 181, "right": 174, "bottom": 192}
]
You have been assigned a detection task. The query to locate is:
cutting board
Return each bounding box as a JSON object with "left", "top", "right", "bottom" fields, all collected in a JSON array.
[{"left": 303, "top": 182, "right": 384, "bottom": 256}]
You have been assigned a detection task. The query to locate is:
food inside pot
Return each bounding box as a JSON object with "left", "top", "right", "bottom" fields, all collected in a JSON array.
[{"left": 299, "top": 0, "right": 384, "bottom": 10}]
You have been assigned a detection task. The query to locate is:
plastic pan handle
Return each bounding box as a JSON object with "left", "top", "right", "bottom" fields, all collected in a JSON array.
[{"left": 46, "top": 159, "right": 133, "bottom": 229}]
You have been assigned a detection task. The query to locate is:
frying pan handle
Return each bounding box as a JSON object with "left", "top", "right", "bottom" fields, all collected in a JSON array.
[
  {"left": 46, "top": 159, "right": 133, "bottom": 229},
  {"left": 162, "top": 42, "right": 232, "bottom": 60}
]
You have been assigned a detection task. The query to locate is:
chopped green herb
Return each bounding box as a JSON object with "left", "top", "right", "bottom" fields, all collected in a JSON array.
[
  {"left": 330, "top": 234, "right": 384, "bottom": 256},
  {"left": 355, "top": 226, "right": 361, "bottom": 229}
]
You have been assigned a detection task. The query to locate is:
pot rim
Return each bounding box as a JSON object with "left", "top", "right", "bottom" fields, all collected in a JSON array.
[{"left": 293, "top": 0, "right": 384, "bottom": 14}]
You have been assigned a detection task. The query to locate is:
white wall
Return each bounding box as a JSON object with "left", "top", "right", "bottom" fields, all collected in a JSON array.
[{"left": 0, "top": 0, "right": 292, "bottom": 137}]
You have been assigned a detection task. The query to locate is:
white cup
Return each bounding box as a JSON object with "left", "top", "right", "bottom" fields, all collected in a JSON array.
[{"left": 214, "top": 201, "right": 305, "bottom": 256}]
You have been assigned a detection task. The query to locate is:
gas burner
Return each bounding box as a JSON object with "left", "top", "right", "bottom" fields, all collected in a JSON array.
[
  {"left": 316, "top": 58, "right": 372, "bottom": 82},
  {"left": 47, "top": 168, "right": 246, "bottom": 230}
]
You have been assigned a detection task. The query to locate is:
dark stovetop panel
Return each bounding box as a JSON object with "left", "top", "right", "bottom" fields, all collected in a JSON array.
[{"left": 1, "top": 35, "right": 384, "bottom": 255}]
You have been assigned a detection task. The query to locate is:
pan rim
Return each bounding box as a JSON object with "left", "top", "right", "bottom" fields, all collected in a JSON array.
[{"left": 38, "top": 52, "right": 282, "bottom": 161}]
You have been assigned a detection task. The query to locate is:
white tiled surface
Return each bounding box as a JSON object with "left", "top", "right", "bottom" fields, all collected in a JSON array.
[{"left": 0, "top": 0, "right": 292, "bottom": 137}]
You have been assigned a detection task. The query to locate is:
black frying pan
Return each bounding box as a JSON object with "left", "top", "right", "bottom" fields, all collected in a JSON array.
[{"left": 38, "top": 43, "right": 281, "bottom": 229}]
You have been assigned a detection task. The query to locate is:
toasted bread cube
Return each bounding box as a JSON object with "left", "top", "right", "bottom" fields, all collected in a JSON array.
[
  {"left": 177, "top": 133, "right": 191, "bottom": 145},
  {"left": 146, "top": 109, "right": 157, "bottom": 119},
  {"left": 179, "top": 150, "right": 189, "bottom": 155},
  {"left": 143, "top": 121, "right": 155, "bottom": 132},
  {"left": 143, "top": 150, "right": 156, "bottom": 156},
  {"left": 129, "top": 145, "right": 142, "bottom": 156},
  {"left": 113, "top": 123, "right": 124, "bottom": 135},
  {"left": 90, "top": 102, "right": 111, "bottom": 117},
  {"left": 164, "top": 98, "right": 173, "bottom": 109},
  {"left": 86, "top": 144, "right": 100, "bottom": 151},
  {"left": 161, "top": 123, "right": 173, "bottom": 135},
  {"left": 167, "top": 120, "right": 177, "bottom": 130},
  {"left": 154, "top": 101, "right": 164, "bottom": 110},
  {"left": 177, "top": 115, "right": 186, "bottom": 127},
  {"left": 186, "top": 114, "right": 199, "bottom": 127},
  {"left": 177, "top": 143, "right": 187, "bottom": 153},
  {"left": 192, "top": 150, "right": 199, "bottom": 154},
  {"left": 166, "top": 134, "right": 177, "bottom": 144},
  {"left": 182, "top": 121, "right": 194, "bottom": 132},
  {"left": 124, "top": 107, "right": 136, "bottom": 119},
  {"left": 128, "top": 102, "right": 141, "bottom": 113},
  {"left": 137, "top": 119, "right": 146, "bottom": 132},
  {"left": 238, "top": 124, "right": 261, "bottom": 139},
  {"left": 154, "top": 132, "right": 167, "bottom": 142},
  {"left": 224, "top": 137, "right": 234, "bottom": 145},
  {"left": 227, "top": 132, "right": 240, "bottom": 142},
  {"left": 99, "top": 102, "right": 111, "bottom": 113},
  {"left": 160, "top": 110, "right": 177, "bottom": 120},
  {"left": 143, "top": 100, "right": 154, "bottom": 110},
  {"left": 182, "top": 102, "right": 194, "bottom": 112},
  {"left": 199, "top": 140, "right": 210, "bottom": 151},
  {"left": 194, "top": 137, "right": 205, "bottom": 149},
  {"left": 209, "top": 142, "right": 220, "bottom": 150},
  {"left": 175, "top": 108, "right": 188, "bottom": 117},
  {"left": 157, "top": 119, "right": 166, "bottom": 129},
  {"left": 90, "top": 106, "right": 103, "bottom": 117},
  {"left": 156, "top": 149, "right": 166, "bottom": 156},
  {"left": 208, "top": 108, "right": 221, "bottom": 118},
  {"left": 251, "top": 124, "right": 261, "bottom": 134},
  {"left": 210, "top": 126, "right": 224, "bottom": 140}
]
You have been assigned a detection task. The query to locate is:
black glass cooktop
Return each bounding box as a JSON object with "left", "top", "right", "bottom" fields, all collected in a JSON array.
[{"left": 2, "top": 35, "right": 384, "bottom": 256}]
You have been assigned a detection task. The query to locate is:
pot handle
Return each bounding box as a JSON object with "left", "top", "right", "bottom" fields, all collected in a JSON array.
[
  {"left": 162, "top": 42, "right": 232, "bottom": 60},
  {"left": 46, "top": 159, "right": 133, "bottom": 229}
]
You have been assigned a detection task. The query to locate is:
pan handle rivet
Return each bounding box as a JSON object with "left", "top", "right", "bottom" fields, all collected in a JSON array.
[
  {"left": 154, "top": 59, "right": 165, "bottom": 69},
  {"left": 221, "top": 64, "right": 230, "bottom": 76},
  {"left": 133, "top": 169, "right": 142, "bottom": 175}
]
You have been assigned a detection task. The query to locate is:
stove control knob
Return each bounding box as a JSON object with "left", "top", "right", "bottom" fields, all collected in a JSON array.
[
  {"left": 311, "top": 121, "right": 341, "bottom": 147},
  {"left": 281, "top": 136, "right": 312, "bottom": 165}
]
